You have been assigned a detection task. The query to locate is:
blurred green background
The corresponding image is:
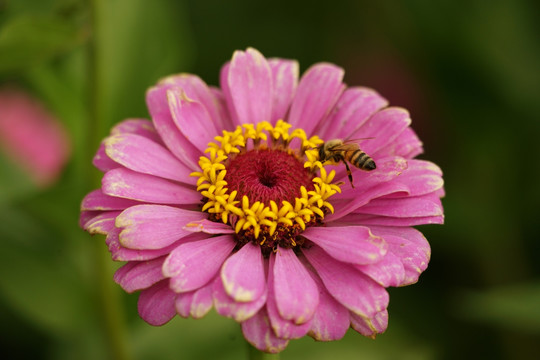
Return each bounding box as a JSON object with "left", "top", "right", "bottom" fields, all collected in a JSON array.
[{"left": 1, "top": 0, "right": 539, "bottom": 359}]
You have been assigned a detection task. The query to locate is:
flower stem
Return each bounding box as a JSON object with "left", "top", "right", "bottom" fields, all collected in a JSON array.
[
  {"left": 93, "top": 242, "right": 131, "bottom": 360},
  {"left": 88, "top": 1, "right": 131, "bottom": 359},
  {"left": 87, "top": 0, "right": 106, "bottom": 153},
  {"left": 246, "top": 341, "right": 280, "bottom": 360}
]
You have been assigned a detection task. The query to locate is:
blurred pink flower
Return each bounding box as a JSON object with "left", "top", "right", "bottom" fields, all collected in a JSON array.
[
  {"left": 81, "top": 48, "right": 444, "bottom": 353},
  {"left": 0, "top": 88, "right": 70, "bottom": 187}
]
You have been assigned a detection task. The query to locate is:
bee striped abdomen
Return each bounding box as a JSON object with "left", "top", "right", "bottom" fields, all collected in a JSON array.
[
  {"left": 317, "top": 138, "right": 376, "bottom": 188},
  {"left": 347, "top": 150, "right": 376, "bottom": 171}
]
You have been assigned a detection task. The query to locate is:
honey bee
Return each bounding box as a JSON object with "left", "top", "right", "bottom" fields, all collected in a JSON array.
[{"left": 317, "top": 139, "right": 376, "bottom": 188}]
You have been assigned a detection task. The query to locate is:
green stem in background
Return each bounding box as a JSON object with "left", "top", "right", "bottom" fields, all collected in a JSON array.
[
  {"left": 88, "top": 1, "right": 107, "bottom": 154},
  {"left": 88, "top": 1, "right": 131, "bottom": 359},
  {"left": 246, "top": 341, "right": 280, "bottom": 360}
]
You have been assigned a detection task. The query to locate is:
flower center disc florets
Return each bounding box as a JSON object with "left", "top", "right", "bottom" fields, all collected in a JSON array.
[{"left": 191, "top": 120, "right": 342, "bottom": 257}]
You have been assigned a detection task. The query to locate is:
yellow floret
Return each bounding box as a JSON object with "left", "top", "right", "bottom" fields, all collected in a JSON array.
[{"left": 191, "top": 121, "right": 342, "bottom": 241}]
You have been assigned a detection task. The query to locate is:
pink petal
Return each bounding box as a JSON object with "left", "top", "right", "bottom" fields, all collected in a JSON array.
[
  {"left": 266, "top": 255, "right": 312, "bottom": 339},
  {"left": 111, "top": 118, "right": 163, "bottom": 144},
  {"left": 326, "top": 157, "right": 408, "bottom": 221},
  {"left": 371, "top": 226, "right": 430, "bottom": 252},
  {"left": 174, "top": 291, "right": 194, "bottom": 318},
  {"left": 93, "top": 142, "right": 119, "bottom": 172},
  {"left": 409, "top": 159, "right": 442, "bottom": 176},
  {"left": 241, "top": 308, "right": 289, "bottom": 354},
  {"left": 356, "top": 251, "right": 405, "bottom": 287},
  {"left": 189, "top": 281, "right": 214, "bottom": 318},
  {"left": 401, "top": 129, "right": 424, "bottom": 158},
  {"left": 116, "top": 205, "right": 205, "bottom": 249},
  {"left": 303, "top": 245, "right": 389, "bottom": 318},
  {"left": 102, "top": 168, "right": 200, "bottom": 204},
  {"left": 183, "top": 219, "right": 235, "bottom": 234},
  {"left": 350, "top": 309, "right": 388, "bottom": 338},
  {"left": 317, "top": 87, "right": 388, "bottom": 140},
  {"left": 146, "top": 85, "right": 200, "bottom": 169},
  {"left": 303, "top": 226, "right": 387, "bottom": 265},
  {"left": 82, "top": 211, "right": 120, "bottom": 235},
  {"left": 266, "top": 303, "right": 311, "bottom": 340},
  {"left": 175, "top": 284, "right": 215, "bottom": 319},
  {"left": 114, "top": 257, "right": 166, "bottom": 293},
  {"left": 164, "top": 235, "right": 235, "bottom": 292},
  {"left": 392, "top": 159, "right": 444, "bottom": 196},
  {"left": 213, "top": 275, "right": 267, "bottom": 322},
  {"left": 268, "top": 58, "right": 299, "bottom": 124},
  {"left": 351, "top": 107, "right": 411, "bottom": 156},
  {"left": 287, "top": 63, "right": 344, "bottom": 136},
  {"left": 167, "top": 88, "right": 218, "bottom": 153},
  {"left": 137, "top": 279, "right": 176, "bottom": 326},
  {"left": 81, "top": 189, "right": 141, "bottom": 211},
  {"left": 107, "top": 230, "right": 210, "bottom": 262},
  {"left": 219, "top": 63, "right": 239, "bottom": 125},
  {"left": 104, "top": 133, "right": 194, "bottom": 183},
  {"left": 209, "top": 87, "right": 234, "bottom": 131},
  {"left": 330, "top": 155, "right": 408, "bottom": 201},
  {"left": 338, "top": 213, "right": 444, "bottom": 226},
  {"left": 329, "top": 177, "right": 410, "bottom": 222},
  {"left": 354, "top": 194, "right": 444, "bottom": 218},
  {"left": 370, "top": 226, "right": 431, "bottom": 285},
  {"left": 226, "top": 48, "right": 272, "bottom": 125},
  {"left": 378, "top": 126, "right": 423, "bottom": 159},
  {"left": 221, "top": 242, "right": 266, "bottom": 302},
  {"left": 273, "top": 248, "right": 319, "bottom": 324},
  {"left": 159, "top": 74, "right": 222, "bottom": 129},
  {"left": 80, "top": 210, "right": 99, "bottom": 229},
  {"left": 306, "top": 268, "right": 349, "bottom": 341}
]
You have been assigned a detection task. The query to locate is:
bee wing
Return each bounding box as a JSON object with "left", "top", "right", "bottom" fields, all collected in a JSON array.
[
  {"left": 328, "top": 143, "right": 360, "bottom": 152},
  {"left": 329, "top": 138, "right": 374, "bottom": 151},
  {"left": 342, "top": 137, "right": 374, "bottom": 143}
]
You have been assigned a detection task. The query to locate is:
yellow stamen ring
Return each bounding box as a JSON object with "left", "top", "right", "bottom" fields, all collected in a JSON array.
[{"left": 191, "top": 120, "right": 340, "bottom": 241}]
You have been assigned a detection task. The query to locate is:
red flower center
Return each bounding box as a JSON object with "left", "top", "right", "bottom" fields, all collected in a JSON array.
[
  {"left": 225, "top": 147, "right": 314, "bottom": 205},
  {"left": 192, "top": 121, "right": 342, "bottom": 256}
]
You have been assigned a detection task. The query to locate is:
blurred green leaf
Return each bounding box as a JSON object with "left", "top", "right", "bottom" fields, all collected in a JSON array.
[
  {"left": 26, "top": 53, "right": 87, "bottom": 134},
  {"left": 456, "top": 283, "right": 540, "bottom": 334},
  {"left": 0, "top": 0, "right": 79, "bottom": 18},
  {"left": 0, "top": 14, "right": 87, "bottom": 74},
  {"left": 129, "top": 311, "right": 436, "bottom": 360},
  {"left": 0, "top": 152, "right": 37, "bottom": 202},
  {"left": 25, "top": 60, "right": 91, "bottom": 195},
  {"left": 0, "top": 205, "right": 93, "bottom": 335},
  {"left": 283, "top": 320, "right": 436, "bottom": 360},
  {"left": 130, "top": 312, "right": 244, "bottom": 360},
  {"left": 93, "top": 0, "right": 194, "bottom": 136}
]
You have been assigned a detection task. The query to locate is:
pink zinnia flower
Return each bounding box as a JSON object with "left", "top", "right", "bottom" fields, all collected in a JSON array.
[
  {"left": 81, "top": 48, "right": 444, "bottom": 353},
  {"left": 0, "top": 88, "right": 70, "bottom": 187}
]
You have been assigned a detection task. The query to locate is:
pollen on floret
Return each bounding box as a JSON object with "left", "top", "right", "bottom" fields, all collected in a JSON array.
[{"left": 191, "top": 120, "right": 341, "bottom": 256}]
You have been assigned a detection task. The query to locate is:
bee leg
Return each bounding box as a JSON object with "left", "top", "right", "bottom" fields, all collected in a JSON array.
[{"left": 344, "top": 161, "right": 355, "bottom": 188}]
